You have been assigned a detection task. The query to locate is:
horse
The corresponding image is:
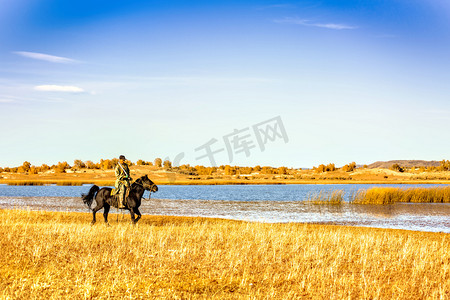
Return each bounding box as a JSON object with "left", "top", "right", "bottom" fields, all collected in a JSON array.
[{"left": 81, "top": 175, "right": 158, "bottom": 225}]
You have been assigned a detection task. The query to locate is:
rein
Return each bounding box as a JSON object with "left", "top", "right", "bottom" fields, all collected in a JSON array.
[{"left": 132, "top": 178, "right": 156, "bottom": 200}]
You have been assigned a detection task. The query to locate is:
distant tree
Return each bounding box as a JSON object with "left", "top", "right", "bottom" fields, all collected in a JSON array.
[
  {"left": 326, "top": 163, "right": 336, "bottom": 172},
  {"left": 426, "top": 166, "right": 436, "bottom": 172},
  {"left": 29, "top": 166, "right": 38, "bottom": 174},
  {"left": 0, "top": 167, "right": 3, "bottom": 173},
  {"left": 85, "top": 161, "right": 96, "bottom": 169},
  {"left": 224, "top": 165, "right": 236, "bottom": 175},
  {"left": 54, "top": 161, "right": 70, "bottom": 173},
  {"left": 73, "top": 159, "right": 85, "bottom": 169},
  {"left": 262, "top": 166, "right": 275, "bottom": 174},
  {"left": 315, "top": 164, "right": 326, "bottom": 173},
  {"left": 239, "top": 167, "right": 253, "bottom": 175},
  {"left": 136, "top": 159, "right": 145, "bottom": 166},
  {"left": 40, "top": 164, "right": 50, "bottom": 172},
  {"left": 390, "top": 163, "right": 404, "bottom": 173},
  {"left": 111, "top": 158, "right": 119, "bottom": 167},
  {"left": 19, "top": 161, "right": 31, "bottom": 173},
  {"left": 278, "top": 166, "right": 288, "bottom": 175},
  {"left": 253, "top": 165, "right": 262, "bottom": 172},
  {"left": 440, "top": 160, "right": 450, "bottom": 171},
  {"left": 163, "top": 159, "right": 172, "bottom": 169},
  {"left": 195, "top": 165, "right": 216, "bottom": 175},
  {"left": 154, "top": 158, "right": 162, "bottom": 168},
  {"left": 100, "top": 159, "right": 114, "bottom": 170},
  {"left": 342, "top": 162, "right": 357, "bottom": 172}
]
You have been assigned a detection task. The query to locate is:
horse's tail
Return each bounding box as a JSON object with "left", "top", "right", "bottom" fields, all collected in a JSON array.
[{"left": 81, "top": 185, "right": 100, "bottom": 210}]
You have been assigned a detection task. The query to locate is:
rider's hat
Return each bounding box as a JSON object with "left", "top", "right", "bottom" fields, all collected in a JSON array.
[{"left": 119, "top": 155, "right": 126, "bottom": 160}]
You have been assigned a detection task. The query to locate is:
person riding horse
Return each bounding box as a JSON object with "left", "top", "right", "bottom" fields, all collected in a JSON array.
[{"left": 113, "top": 155, "right": 131, "bottom": 208}]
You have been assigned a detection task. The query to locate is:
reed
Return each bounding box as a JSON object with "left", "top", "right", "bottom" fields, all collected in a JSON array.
[
  {"left": 351, "top": 186, "right": 450, "bottom": 204},
  {"left": 1, "top": 209, "right": 448, "bottom": 299},
  {"left": 4, "top": 180, "right": 47, "bottom": 186},
  {"left": 307, "top": 190, "right": 344, "bottom": 204}
]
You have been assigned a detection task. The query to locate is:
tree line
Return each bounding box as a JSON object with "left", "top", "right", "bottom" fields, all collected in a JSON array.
[{"left": 1, "top": 159, "right": 449, "bottom": 175}]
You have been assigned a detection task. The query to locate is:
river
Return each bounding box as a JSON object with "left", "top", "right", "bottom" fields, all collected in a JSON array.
[{"left": 0, "top": 184, "right": 449, "bottom": 233}]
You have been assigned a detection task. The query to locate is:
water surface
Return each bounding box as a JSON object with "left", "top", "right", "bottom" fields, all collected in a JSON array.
[{"left": 0, "top": 184, "right": 449, "bottom": 233}]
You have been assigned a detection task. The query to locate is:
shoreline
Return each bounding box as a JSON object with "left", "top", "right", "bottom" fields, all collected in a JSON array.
[{"left": 2, "top": 179, "right": 450, "bottom": 186}]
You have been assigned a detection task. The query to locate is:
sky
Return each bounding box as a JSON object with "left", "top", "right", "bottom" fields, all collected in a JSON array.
[{"left": 1, "top": 0, "right": 449, "bottom": 168}]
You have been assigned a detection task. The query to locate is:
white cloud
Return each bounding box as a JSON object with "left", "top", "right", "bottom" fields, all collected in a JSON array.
[
  {"left": 34, "top": 85, "right": 85, "bottom": 93},
  {"left": 274, "top": 17, "right": 357, "bottom": 30},
  {"left": 0, "top": 98, "right": 14, "bottom": 103},
  {"left": 13, "top": 51, "right": 78, "bottom": 63}
]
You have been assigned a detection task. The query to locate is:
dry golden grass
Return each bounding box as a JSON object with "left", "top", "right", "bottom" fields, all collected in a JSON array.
[
  {"left": 0, "top": 209, "right": 449, "bottom": 299},
  {"left": 307, "top": 190, "right": 344, "bottom": 204},
  {"left": 352, "top": 187, "right": 450, "bottom": 204}
]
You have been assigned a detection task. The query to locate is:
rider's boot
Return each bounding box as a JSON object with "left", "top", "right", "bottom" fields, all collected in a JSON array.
[{"left": 118, "top": 192, "right": 125, "bottom": 209}]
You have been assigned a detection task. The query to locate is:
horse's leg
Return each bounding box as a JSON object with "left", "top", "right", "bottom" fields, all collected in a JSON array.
[
  {"left": 91, "top": 202, "right": 103, "bottom": 225},
  {"left": 129, "top": 209, "right": 136, "bottom": 225},
  {"left": 133, "top": 207, "right": 142, "bottom": 224},
  {"left": 103, "top": 203, "right": 111, "bottom": 226}
]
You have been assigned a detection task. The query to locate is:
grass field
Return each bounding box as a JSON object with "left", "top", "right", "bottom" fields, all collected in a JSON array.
[{"left": 0, "top": 209, "right": 448, "bottom": 299}]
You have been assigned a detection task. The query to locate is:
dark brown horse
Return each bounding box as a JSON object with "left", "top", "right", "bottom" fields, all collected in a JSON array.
[{"left": 81, "top": 175, "right": 158, "bottom": 225}]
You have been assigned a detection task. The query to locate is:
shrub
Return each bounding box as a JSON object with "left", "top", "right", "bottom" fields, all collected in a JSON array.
[
  {"left": 342, "top": 162, "right": 356, "bottom": 172},
  {"left": 154, "top": 158, "right": 162, "bottom": 168},
  {"left": 163, "top": 160, "right": 172, "bottom": 169},
  {"left": 54, "top": 162, "right": 70, "bottom": 173}
]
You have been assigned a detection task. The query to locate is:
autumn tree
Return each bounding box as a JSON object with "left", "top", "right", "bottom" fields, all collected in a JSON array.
[
  {"left": 18, "top": 161, "right": 31, "bottom": 173},
  {"left": 54, "top": 161, "right": 70, "bottom": 173},
  {"left": 73, "top": 159, "right": 85, "bottom": 169},
  {"left": 163, "top": 159, "right": 172, "bottom": 169},
  {"left": 224, "top": 165, "right": 236, "bottom": 175},
  {"left": 100, "top": 159, "right": 114, "bottom": 170},
  {"left": 315, "top": 164, "right": 326, "bottom": 173},
  {"left": 390, "top": 163, "right": 404, "bottom": 172},
  {"left": 262, "top": 166, "right": 275, "bottom": 174},
  {"left": 342, "top": 162, "right": 357, "bottom": 172},
  {"left": 154, "top": 158, "right": 162, "bottom": 168},
  {"left": 29, "top": 166, "right": 38, "bottom": 174},
  {"left": 239, "top": 167, "right": 253, "bottom": 175},
  {"left": 440, "top": 160, "right": 450, "bottom": 171},
  {"left": 278, "top": 166, "right": 288, "bottom": 175},
  {"left": 85, "top": 161, "right": 97, "bottom": 169}
]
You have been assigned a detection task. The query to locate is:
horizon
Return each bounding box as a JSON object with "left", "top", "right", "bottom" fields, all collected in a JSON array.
[
  {"left": 1, "top": 0, "right": 450, "bottom": 168},
  {"left": 0, "top": 158, "right": 446, "bottom": 170}
]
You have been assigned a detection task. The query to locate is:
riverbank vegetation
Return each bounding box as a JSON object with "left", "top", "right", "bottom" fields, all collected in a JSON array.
[
  {"left": 307, "top": 186, "right": 450, "bottom": 204},
  {"left": 351, "top": 186, "right": 450, "bottom": 204},
  {"left": 2, "top": 159, "right": 450, "bottom": 185},
  {"left": 0, "top": 209, "right": 448, "bottom": 299}
]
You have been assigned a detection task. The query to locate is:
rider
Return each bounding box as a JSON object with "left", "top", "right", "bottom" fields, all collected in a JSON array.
[{"left": 115, "top": 155, "right": 131, "bottom": 208}]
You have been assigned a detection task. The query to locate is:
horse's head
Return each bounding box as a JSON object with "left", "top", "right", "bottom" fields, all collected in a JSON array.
[{"left": 139, "top": 175, "right": 158, "bottom": 193}]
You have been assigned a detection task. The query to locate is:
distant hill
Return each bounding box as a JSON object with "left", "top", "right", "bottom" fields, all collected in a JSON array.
[{"left": 367, "top": 160, "right": 441, "bottom": 169}]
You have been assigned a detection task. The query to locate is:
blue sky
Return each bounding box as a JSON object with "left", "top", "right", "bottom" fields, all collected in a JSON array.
[{"left": 1, "top": 0, "right": 449, "bottom": 168}]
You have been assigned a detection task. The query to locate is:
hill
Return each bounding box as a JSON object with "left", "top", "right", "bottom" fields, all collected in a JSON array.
[{"left": 367, "top": 160, "right": 441, "bottom": 169}]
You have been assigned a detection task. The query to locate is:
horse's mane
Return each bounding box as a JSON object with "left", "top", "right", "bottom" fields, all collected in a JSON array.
[{"left": 131, "top": 175, "right": 146, "bottom": 187}]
